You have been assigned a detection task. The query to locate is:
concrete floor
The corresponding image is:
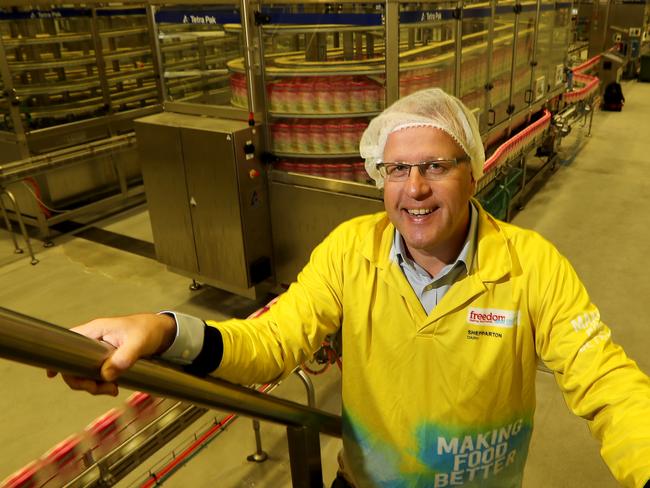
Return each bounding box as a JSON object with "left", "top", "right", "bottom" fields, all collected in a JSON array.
[{"left": 0, "top": 80, "right": 649, "bottom": 487}]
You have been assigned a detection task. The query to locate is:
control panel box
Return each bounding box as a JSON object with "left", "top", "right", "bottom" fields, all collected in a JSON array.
[{"left": 135, "top": 112, "right": 271, "bottom": 293}]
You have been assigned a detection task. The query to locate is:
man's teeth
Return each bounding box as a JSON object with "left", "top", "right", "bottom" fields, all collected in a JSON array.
[{"left": 407, "top": 208, "right": 433, "bottom": 216}]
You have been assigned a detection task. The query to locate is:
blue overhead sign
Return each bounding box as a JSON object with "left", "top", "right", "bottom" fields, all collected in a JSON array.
[
  {"left": 155, "top": 8, "right": 382, "bottom": 26},
  {"left": 0, "top": 8, "right": 91, "bottom": 20},
  {"left": 400, "top": 9, "right": 456, "bottom": 23},
  {"left": 155, "top": 8, "right": 240, "bottom": 25}
]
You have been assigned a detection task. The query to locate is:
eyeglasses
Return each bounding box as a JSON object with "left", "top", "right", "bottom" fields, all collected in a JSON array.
[{"left": 375, "top": 157, "right": 470, "bottom": 182}]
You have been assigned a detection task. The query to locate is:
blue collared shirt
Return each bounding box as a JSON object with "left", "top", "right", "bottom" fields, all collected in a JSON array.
[{"left": 389, "top": 203, "right": 478, "bottom": 315}]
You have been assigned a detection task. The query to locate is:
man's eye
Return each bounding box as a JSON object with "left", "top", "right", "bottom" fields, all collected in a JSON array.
[
  {"left": 389, "top": 164, "right": 409, "bottom": 174},
  {"left": 425, "top": 162, "right": 449, "bottom": 174}
]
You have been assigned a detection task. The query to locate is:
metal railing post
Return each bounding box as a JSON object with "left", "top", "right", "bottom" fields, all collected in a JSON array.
[
  {"left": 296, "top": 367, "right": 316, "bottom": 408},
  {"left": 247, "top": 367, "right": 317, "bottom": 462},
  {"left": 247, "top": 419, "right": 269, "bottom": 462},
  {"left": 287, "top": 425, "right": 324, "bottom": 488}
]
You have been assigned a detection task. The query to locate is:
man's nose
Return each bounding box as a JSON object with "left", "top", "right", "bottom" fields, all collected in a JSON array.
[{"left": 405, "top": 166, "right": 432, "bottom": 197}]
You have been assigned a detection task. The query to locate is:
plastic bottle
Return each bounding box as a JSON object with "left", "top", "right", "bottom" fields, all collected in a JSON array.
[
  {"left": 353, "top": 161, "right": 369, "bottom": 183},
  {"left": 340, "top": 121, "right": 358, "bottom": 153},
  {"left": 332, "top": 77, "right": 351, "bottom": 113},
  {"left": 354, "top": 121, "right": 368, "bottom": 149},
  {"left": 312, "top": 162, "right": 327, "bottom": 178},
  {"left": 274, "top": 81, "right": 290, "bottom": 113},
  {"left": 295, "top": 162, "right": 310, "bottom": 175},
  {"left": 340, "top": 163, "right": 355, "bottom": 181},
  {"left": 363, "top": 80, "right": 379, "bottom": 112},
  {"left": 294, "top": 122, "right": 311, "bottom": 153},
  {"left": 272, "top": 122, "right": 291, "bottom": 152},
  {"left": 309, "top": 121, "right": 327, "bottom": 154},
  {"left": 324, "top": 163, "right": 341, "bottom": 180},
  {"left": 315, "top": 78, "right": 333, "bottom": 113},
  {"left": 349, "top": 80, "right": 366, "bottom": 113},
  {"left": 286, "top": 80, "right": 300, "bottom": 113},
  {"left": 325, "top": 122, "right": 342, "bottom": 154},
  {"left": 299, "top": 79, "right": 315, "bottom": 112}
]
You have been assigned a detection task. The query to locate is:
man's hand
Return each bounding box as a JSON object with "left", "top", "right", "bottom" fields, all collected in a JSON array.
[{"left": 47, "top": 313, "right": 176, "bottom": 396}]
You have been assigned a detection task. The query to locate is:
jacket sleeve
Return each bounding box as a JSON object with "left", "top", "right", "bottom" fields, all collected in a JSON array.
[
  {"left": 533, "top": 242, "right": 650, "bottom": 488},
  {"left": 206, "top": 224, "right": 347, "bottom": 386}
]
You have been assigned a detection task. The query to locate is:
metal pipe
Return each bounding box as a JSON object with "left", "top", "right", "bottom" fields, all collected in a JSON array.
[
  {"left": 0, "top": 195, "right": 22, "bottom": 254},
  {"left": 240, "top": 0, "right": 259, "bottom": 114},
  {"left": 247, "top": 419, "right": 269, "bottom": 462},
  {"left": 454, "top": 0, "right": 463, "bottom": 98},
  {"left": 295, "top": 367, "right": 316, "bottom": 408},
  {"left": 385, "top": 0, "right": 400, "bottom": 106},
  {"left": 0, "top": 308, "right": 342, "bottom": 438},
  {"left": 146, "top": 5, "right": 167, "bottom": 103},
  {"left": 90, "top": 8, "right": 113, "bottom": 120},
  {"left": 508, "top": 4, "right": 520, "bottom": 125},
  {"left": 0, "top": 134, "right": 136, "bottom": 183},
  {"left": 485, "top": 0, "right": 496, "bottom": 122},
  {"left": 0, "top": 190, "right": 38, "bottom": 264}
]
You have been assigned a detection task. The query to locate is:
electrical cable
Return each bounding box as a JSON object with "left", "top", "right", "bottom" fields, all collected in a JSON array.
[{"left": 21, "top": 180, "right": 78, "bottom": 214}]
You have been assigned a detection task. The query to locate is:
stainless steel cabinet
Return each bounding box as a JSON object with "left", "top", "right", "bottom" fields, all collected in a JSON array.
[{"left": 135, "top": 112, "right": 271, "bottom": 294}]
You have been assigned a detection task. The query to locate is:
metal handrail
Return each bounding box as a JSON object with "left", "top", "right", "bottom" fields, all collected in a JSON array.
[{"left": 0, "top": 307, "right": 342, "bottom": 438}]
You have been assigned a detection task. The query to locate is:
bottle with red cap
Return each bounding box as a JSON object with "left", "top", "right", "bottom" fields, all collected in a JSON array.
[
  {"left": 286, "top": 80, "right": 301, "bottom": 113},
  {"left": 340, "top": 120, "right": 358, "bottom": 154},
  {"left": 325, "top": 122, "right": 342, "bottom": 154},
  {"left": 332, "top": 77, "right": 351, "bottom": 113},
  {"left": 354, "top": 161, "right": 369, "bottom": 183},
  {"left": 272, "top": 122, "right": 291, "bottom": 152},
  {"left": 310, "top": 121, "right": 327, "bottom": 154},
  {"left": 315, "top": 78, "right": 333, "bottom": 113},
  {"left": 349, "top": 79, "right": 366, "bottom": 113},
  {"left": 294, "top": 122, "right": 311, "bottom": 154},
  {"left": 274, "top": 80, "right": 290, "bottom": 113},
  {"left": 340, "top": 162, "right": 355, "bottom": 181},
  {"left": 299, "top": 78, "right": 316, "bottom": 112},
  {"left": 324, "top": 163, "right": 340, "bottom": 180}
]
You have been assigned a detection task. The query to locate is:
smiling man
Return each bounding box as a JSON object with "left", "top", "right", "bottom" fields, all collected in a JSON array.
[{"left": 50, "top": 89, "right": 650, "bottom": 488}]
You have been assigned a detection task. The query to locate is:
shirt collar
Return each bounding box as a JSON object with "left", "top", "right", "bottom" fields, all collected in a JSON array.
[{"left": 391, "top": 202, "right": 478, "bottom": 279}]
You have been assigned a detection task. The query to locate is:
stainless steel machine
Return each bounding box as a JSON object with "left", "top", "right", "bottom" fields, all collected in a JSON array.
[
  {"left": 135, "top": 112, "right": 272, "bottom": 297},
  {"left": 582, "top": 0, "right": 649, "bottom": 76},
  {"left": 2, "top": 0, "right": 586, "bottom": 294},
  {"left": 0, "top": 5, "right": 161, "bottom": 256},
  {"left": 111, "top": 0, "right": 578, "bottom": 294}
]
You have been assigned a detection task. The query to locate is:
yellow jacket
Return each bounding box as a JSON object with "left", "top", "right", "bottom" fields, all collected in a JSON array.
[{"left": 210, "top": 204, "right": 650, "bottom": 487}]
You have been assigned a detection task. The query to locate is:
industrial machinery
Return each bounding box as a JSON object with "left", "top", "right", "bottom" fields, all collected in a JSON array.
[
  {"left": 132, "top": 0, "right": 579, "bottom": 294},
  {"left": 577, "top": 0, "right": 650, "bottom": 78},
  {"left": 2, "top": 0, "right": 597, "bottom": 293},
  {"left": 0, "top": 5, "right": 162, "bottom": 261}
]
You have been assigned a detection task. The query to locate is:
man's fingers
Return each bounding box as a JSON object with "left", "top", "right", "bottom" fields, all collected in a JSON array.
[
  {"left": 70, "top": 321, "right": 107, "bottom": 341},
  {"left": 101, "top": 341, "right": 141, "bottom": 382},
  {"left": 62, "top": 375, "right": 118, "bottom": 396}
]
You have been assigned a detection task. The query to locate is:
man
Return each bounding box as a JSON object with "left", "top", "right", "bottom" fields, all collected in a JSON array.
[{"left": 50, "top": 89, "right": 650, "bottom": 487}]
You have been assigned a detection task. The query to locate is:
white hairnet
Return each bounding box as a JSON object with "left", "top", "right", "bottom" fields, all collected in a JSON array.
[{"left": 359, "top": 88, "right": 485, "bottom": 188}]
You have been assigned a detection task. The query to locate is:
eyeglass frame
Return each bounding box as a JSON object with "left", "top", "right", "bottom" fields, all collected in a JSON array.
[{"left": 375, "top": 157, "right": 471, "bottom": 182}]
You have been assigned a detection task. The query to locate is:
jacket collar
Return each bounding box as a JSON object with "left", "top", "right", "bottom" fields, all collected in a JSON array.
[{"left": 360, "top": 198, "right": 513, "bottom": 284}]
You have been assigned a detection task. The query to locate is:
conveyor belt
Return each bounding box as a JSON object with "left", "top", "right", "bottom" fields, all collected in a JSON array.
[
  {"left": 98, "top": 26, "right": 147, "bottom": 39},
  {"left": 8, "top": 54, "right": 97, "bottom": 71},
  {"left": 1, "top": 32, "right": 92, "bottom": 47},
  {"left": 15, "top": 78, "right": 101, "bottom": 97}
]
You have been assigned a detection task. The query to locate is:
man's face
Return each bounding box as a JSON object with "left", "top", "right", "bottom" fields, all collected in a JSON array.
[{"left": 382, "top": 127, "right": 475, "bottom": 257}]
